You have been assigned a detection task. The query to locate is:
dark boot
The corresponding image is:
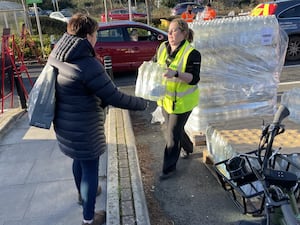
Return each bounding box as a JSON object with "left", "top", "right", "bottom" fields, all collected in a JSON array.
[{"left": 82, "top": 210, "right": 106, "bottom": 225}]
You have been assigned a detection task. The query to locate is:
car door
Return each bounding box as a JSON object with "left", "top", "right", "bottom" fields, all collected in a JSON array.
[
  {"left": 95, "top": 27, "right": 133, "bottom": 72},
  {"left": 95, "top": 25, "right": 166, "bottom": 72},
  {"left": 110, "top": 9, "right": 129, "bottom": 20},
  {"left": 276, "top": 3, "right": 300, "bottom": 60},
  {"left": 124, "top": 26, "right": 166, "bottom": 70},
  {"left": 119, "top": 9, "right": 130, "bottom": 20},
  {"left": 277, "top": 3, "right": 300, "bottom": 34}
]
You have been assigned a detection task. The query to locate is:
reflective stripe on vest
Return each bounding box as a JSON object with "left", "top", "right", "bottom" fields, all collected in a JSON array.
[
  {"left": 156, "top": 41, "right": 199, "bottom": 114},
  {"left": 165, "top": 85, "right": 198, "bottom": 98}
]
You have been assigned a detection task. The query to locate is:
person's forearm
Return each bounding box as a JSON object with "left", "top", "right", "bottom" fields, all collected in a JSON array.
[
  {"left": 164, "top": 69, "right": 193, "bottom": 83},
  {"left": 176, "top": 71, "right": 193, "bottom": 83}
]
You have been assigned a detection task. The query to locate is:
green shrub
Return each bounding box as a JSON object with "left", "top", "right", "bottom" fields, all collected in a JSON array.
[
  {"left": 14, "top": 32, "right": 53, "bottom": 60},
  {"left": 30, "top": 16, "right": 67, "bottom": 36},
  {"left": 24, "top": 17, "right": 67, "bottom": 60}
]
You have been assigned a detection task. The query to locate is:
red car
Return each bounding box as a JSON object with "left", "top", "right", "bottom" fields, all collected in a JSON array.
[
  {"left": 95, "top": 21, "right": 167, "bottom": 72},
  {"left": 100, "top": 8, "right": 147, "bottom": 22}
]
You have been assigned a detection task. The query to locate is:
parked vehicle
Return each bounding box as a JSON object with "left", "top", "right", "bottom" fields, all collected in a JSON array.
[
  {"left": 100, "top": 8, "right": 147, "bottom": 22},
  {"left": 171, "top": 2, "right": 204, "bottom": 16},
  {"left": 28, "top": 7, "right": 51, "bottom": 16},
  {"left": 49, "top": 10, "right": 72, "bottom": 23},
  {"left": 251, "top": 0, "right": 300, "bottom": 61},
  {"left": 95, "top": 21, "right": 167, "bottom": 72}
]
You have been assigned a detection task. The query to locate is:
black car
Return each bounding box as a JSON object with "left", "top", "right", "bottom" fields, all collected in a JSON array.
[
  {"left": 28, "top": 7, "right": 51, "bottom": 16},
  {"left": 252, "top": 0, "right": 300, "bottom": 61},
  {"left": 171, "top": 2, "right": 204, "bottom": 16}
]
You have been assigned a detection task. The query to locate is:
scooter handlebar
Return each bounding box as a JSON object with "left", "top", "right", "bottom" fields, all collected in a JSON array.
[{"left": 273, "top": 105, "right": 290, "bottom": 125}]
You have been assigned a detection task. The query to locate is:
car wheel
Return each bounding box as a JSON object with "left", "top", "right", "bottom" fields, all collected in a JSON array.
[{"left": 286, "top": 35, "right": 300, "bottom": 61}]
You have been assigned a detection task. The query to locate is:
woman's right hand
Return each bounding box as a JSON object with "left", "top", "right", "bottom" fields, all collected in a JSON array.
[{"left": 163, "top": 68, "right": 177, "bottom": 79}]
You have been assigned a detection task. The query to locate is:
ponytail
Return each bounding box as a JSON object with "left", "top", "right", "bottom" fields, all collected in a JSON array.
[{"left": 187, "top": 28, "right": 194, "bottom": 43}]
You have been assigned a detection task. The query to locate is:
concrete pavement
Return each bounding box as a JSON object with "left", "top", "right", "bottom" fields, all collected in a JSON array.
[
  {"left": 0, "top": 106, "right": 150, "bottom": 225},
  {"left": 0, "top": 110, "right": 93, "bottom": 225}
]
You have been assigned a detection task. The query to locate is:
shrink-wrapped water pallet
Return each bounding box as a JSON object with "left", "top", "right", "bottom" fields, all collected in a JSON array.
[{"left": 185, "top": 15, "right": 288, "bottom": 138}]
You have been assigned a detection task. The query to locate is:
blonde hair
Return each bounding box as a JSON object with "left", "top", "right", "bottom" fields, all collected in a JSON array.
[{"left": 170, "top": 18, "right": 194, "bottom": 43}]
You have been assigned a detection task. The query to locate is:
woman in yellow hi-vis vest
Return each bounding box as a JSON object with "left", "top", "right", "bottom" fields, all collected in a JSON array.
[{"left": 152, "top": 18, "right": 201, "bottom": 180}]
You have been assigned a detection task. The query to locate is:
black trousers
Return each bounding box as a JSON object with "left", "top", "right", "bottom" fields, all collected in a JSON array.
[{"left": 162, "top": 107, "right": 193, "bottom": 174}]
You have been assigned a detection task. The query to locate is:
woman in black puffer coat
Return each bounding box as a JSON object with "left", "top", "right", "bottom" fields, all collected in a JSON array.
[{"left": 48, "top": 13, "right": 147, "bottom": 225}]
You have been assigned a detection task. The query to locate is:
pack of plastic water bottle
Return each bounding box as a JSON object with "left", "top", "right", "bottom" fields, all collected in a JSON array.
[
  {"left": 185, "top": 15, "right": 288, "bottom": 134},
  {"left": 135, "top": 61, "right": 167, "bottom": 101}
]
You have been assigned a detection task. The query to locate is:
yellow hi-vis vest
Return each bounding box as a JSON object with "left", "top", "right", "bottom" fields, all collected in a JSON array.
[{"left": 157, "top": 41, "right": 199, "bottom": 114}]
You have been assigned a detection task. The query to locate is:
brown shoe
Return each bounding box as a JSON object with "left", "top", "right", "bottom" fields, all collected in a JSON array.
[
  {"left": 78, "top": 186, "right": 102, "bottom": 205},
  {"left": 82, "top": 210, "right": 106, "bottom": 225}
]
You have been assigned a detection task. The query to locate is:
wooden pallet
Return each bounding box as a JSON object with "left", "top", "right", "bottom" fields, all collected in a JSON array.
[{"left": 187, "top": 130, "right": 207, "bottom": 146}]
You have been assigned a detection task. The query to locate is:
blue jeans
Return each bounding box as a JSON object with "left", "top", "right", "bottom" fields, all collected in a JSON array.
[{"left": 72, "top": 158, "right": 99, "bottom": 220}]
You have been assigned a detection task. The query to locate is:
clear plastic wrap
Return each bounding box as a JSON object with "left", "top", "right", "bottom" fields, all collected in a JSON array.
[
  {"left": 281, "top": 88, "right": 300, "bottom": 124},
  {"left": 185, "top": 15, "right": 288, "bottom": 134},
  {"left": 151, "top": 106, "right": 165, "bottom": 124},
  {"left": 135, "top": 61, "right": 167, "bottom": 101}
]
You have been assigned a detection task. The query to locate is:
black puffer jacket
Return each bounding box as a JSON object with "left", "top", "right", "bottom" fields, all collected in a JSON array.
[{"left": 48, "top": 33, "right": 147, "bottom": 160}]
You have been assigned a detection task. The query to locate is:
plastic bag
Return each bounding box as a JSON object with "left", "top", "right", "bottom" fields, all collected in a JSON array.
[
  {"left": 135, "top": 61, "right": 166, "bottom": 101},
  {"left": 28, "top": 64, "right": 57, "bottom": 129},
  {"left": 151, "top": 106, "right": 165, "bottom": 124}
]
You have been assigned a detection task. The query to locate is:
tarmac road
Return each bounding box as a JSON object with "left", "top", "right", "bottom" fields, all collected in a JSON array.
[
  {"left": 117, "top": 64, "right": 300, "bottom": 225},
  {"left": 118, "top": 87, "right": 261, "bottom": 225},
  {"left": 129, "top": 98, "right": 261, "bottom": 225}
]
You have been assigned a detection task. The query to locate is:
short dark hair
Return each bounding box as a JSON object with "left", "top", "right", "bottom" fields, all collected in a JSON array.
[
  {"left": 207, "top": 3, "right": 212, "bottom": 7},
  {"left": 67, "top": 13, "right": 98, "bottom": 38}
]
